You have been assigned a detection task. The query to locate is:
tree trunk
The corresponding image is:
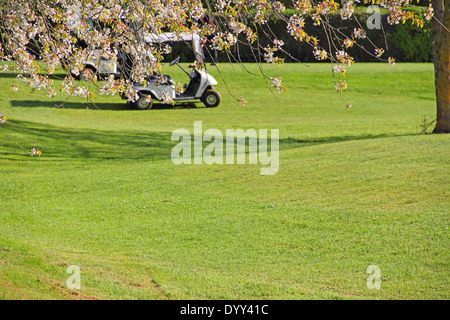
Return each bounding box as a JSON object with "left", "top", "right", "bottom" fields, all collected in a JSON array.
[{"left": 431, "top": 0, "right": 450, "bottom": 133}]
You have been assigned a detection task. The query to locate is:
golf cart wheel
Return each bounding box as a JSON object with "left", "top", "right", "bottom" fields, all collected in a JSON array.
[
  {"left": 202, "top": 90, "right": 221, "bottom": 108},
  {"left": 133, "top": 92, "right": 153, "bottom": 110}
]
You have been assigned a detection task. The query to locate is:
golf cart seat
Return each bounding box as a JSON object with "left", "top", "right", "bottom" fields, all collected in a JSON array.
[{"left": 145, "top": 74, "right": 175, "bottom": 86}]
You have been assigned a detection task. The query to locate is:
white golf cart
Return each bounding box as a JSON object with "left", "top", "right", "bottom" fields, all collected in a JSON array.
[
  {"left": 66, "top": 10, "right": 122, "bottom": 80},
  {"left": 129, "top": 56, "right": 220, "bottom": 110},
  {"left": 80, "top": 50, "right": 121, "bottom": 80},
  {"left": 125, "top": 32, "right": 221, "bottom": 110}
]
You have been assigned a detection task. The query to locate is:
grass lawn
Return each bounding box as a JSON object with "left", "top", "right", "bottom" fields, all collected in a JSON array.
[{"left": 0, "top": 62, "right": 448, "bottom": 300}]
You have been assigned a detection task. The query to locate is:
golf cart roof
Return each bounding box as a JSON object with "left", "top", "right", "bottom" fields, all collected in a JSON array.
[
  {"left": 144, "top": 32, "right": 202, "bottom": 44},
  {"left": 144, "top": 32, "right": 204, "bottom": 62}
]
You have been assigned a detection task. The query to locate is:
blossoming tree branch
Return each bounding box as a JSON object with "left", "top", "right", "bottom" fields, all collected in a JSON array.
[{"left": 0, "top": 0, "right": 448, "bottom": 137}]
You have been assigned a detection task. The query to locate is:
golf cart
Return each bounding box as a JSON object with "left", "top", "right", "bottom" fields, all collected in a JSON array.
[
  {"left": 123, "top": 32, "right": 221, "bottom": 110},
  {"left": 81, "top": 50, "right": 122, "bottom": 80},
  {"left": 128, "top": 56, "right": 221, "bottom": 110}
]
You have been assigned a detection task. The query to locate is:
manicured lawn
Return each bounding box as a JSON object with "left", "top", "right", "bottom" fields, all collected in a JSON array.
[{"left": 0, "top": 62, "right": 448, "bottom": 299}]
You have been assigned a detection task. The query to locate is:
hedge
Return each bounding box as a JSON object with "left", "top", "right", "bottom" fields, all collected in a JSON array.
[{"left": 209, "top": 12, "right": 432, "bottom": 64}]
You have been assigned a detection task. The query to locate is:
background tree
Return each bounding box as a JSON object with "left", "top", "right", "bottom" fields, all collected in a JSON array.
[{"left": 0, "top": 0, "right": 448, "bottom": 132}]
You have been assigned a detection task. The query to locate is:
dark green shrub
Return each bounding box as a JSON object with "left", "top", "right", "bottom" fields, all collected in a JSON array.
[{"left": 389, "top": 21, "right": 432, "bottom": 62}]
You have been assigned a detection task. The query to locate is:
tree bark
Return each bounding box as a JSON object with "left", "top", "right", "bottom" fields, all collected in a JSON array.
[{"left": 431, "top": 0, "right": 450, "bottom": 133}]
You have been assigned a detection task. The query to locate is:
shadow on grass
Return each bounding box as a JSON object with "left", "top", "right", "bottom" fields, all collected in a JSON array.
[
  {"left": 1, "top": 119, "right": 174, "bottom": 161},
  {"left": 0, "top": 73, "right": 20, "bottom": 79},
  {"left": 10, "top": 100, "right": 202, "bottom": 110},
  {"left": 11, "top": 100, "right": 126, "bottom": 111},
  {"left": 278, "top": 134, "right": 416, "bottom": 150},
  {"left": 0, "top": 72, "right": 71, "bottom": 80},
  {"left": 1, "top": 119, "right": 414, "bottom": 162}
]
